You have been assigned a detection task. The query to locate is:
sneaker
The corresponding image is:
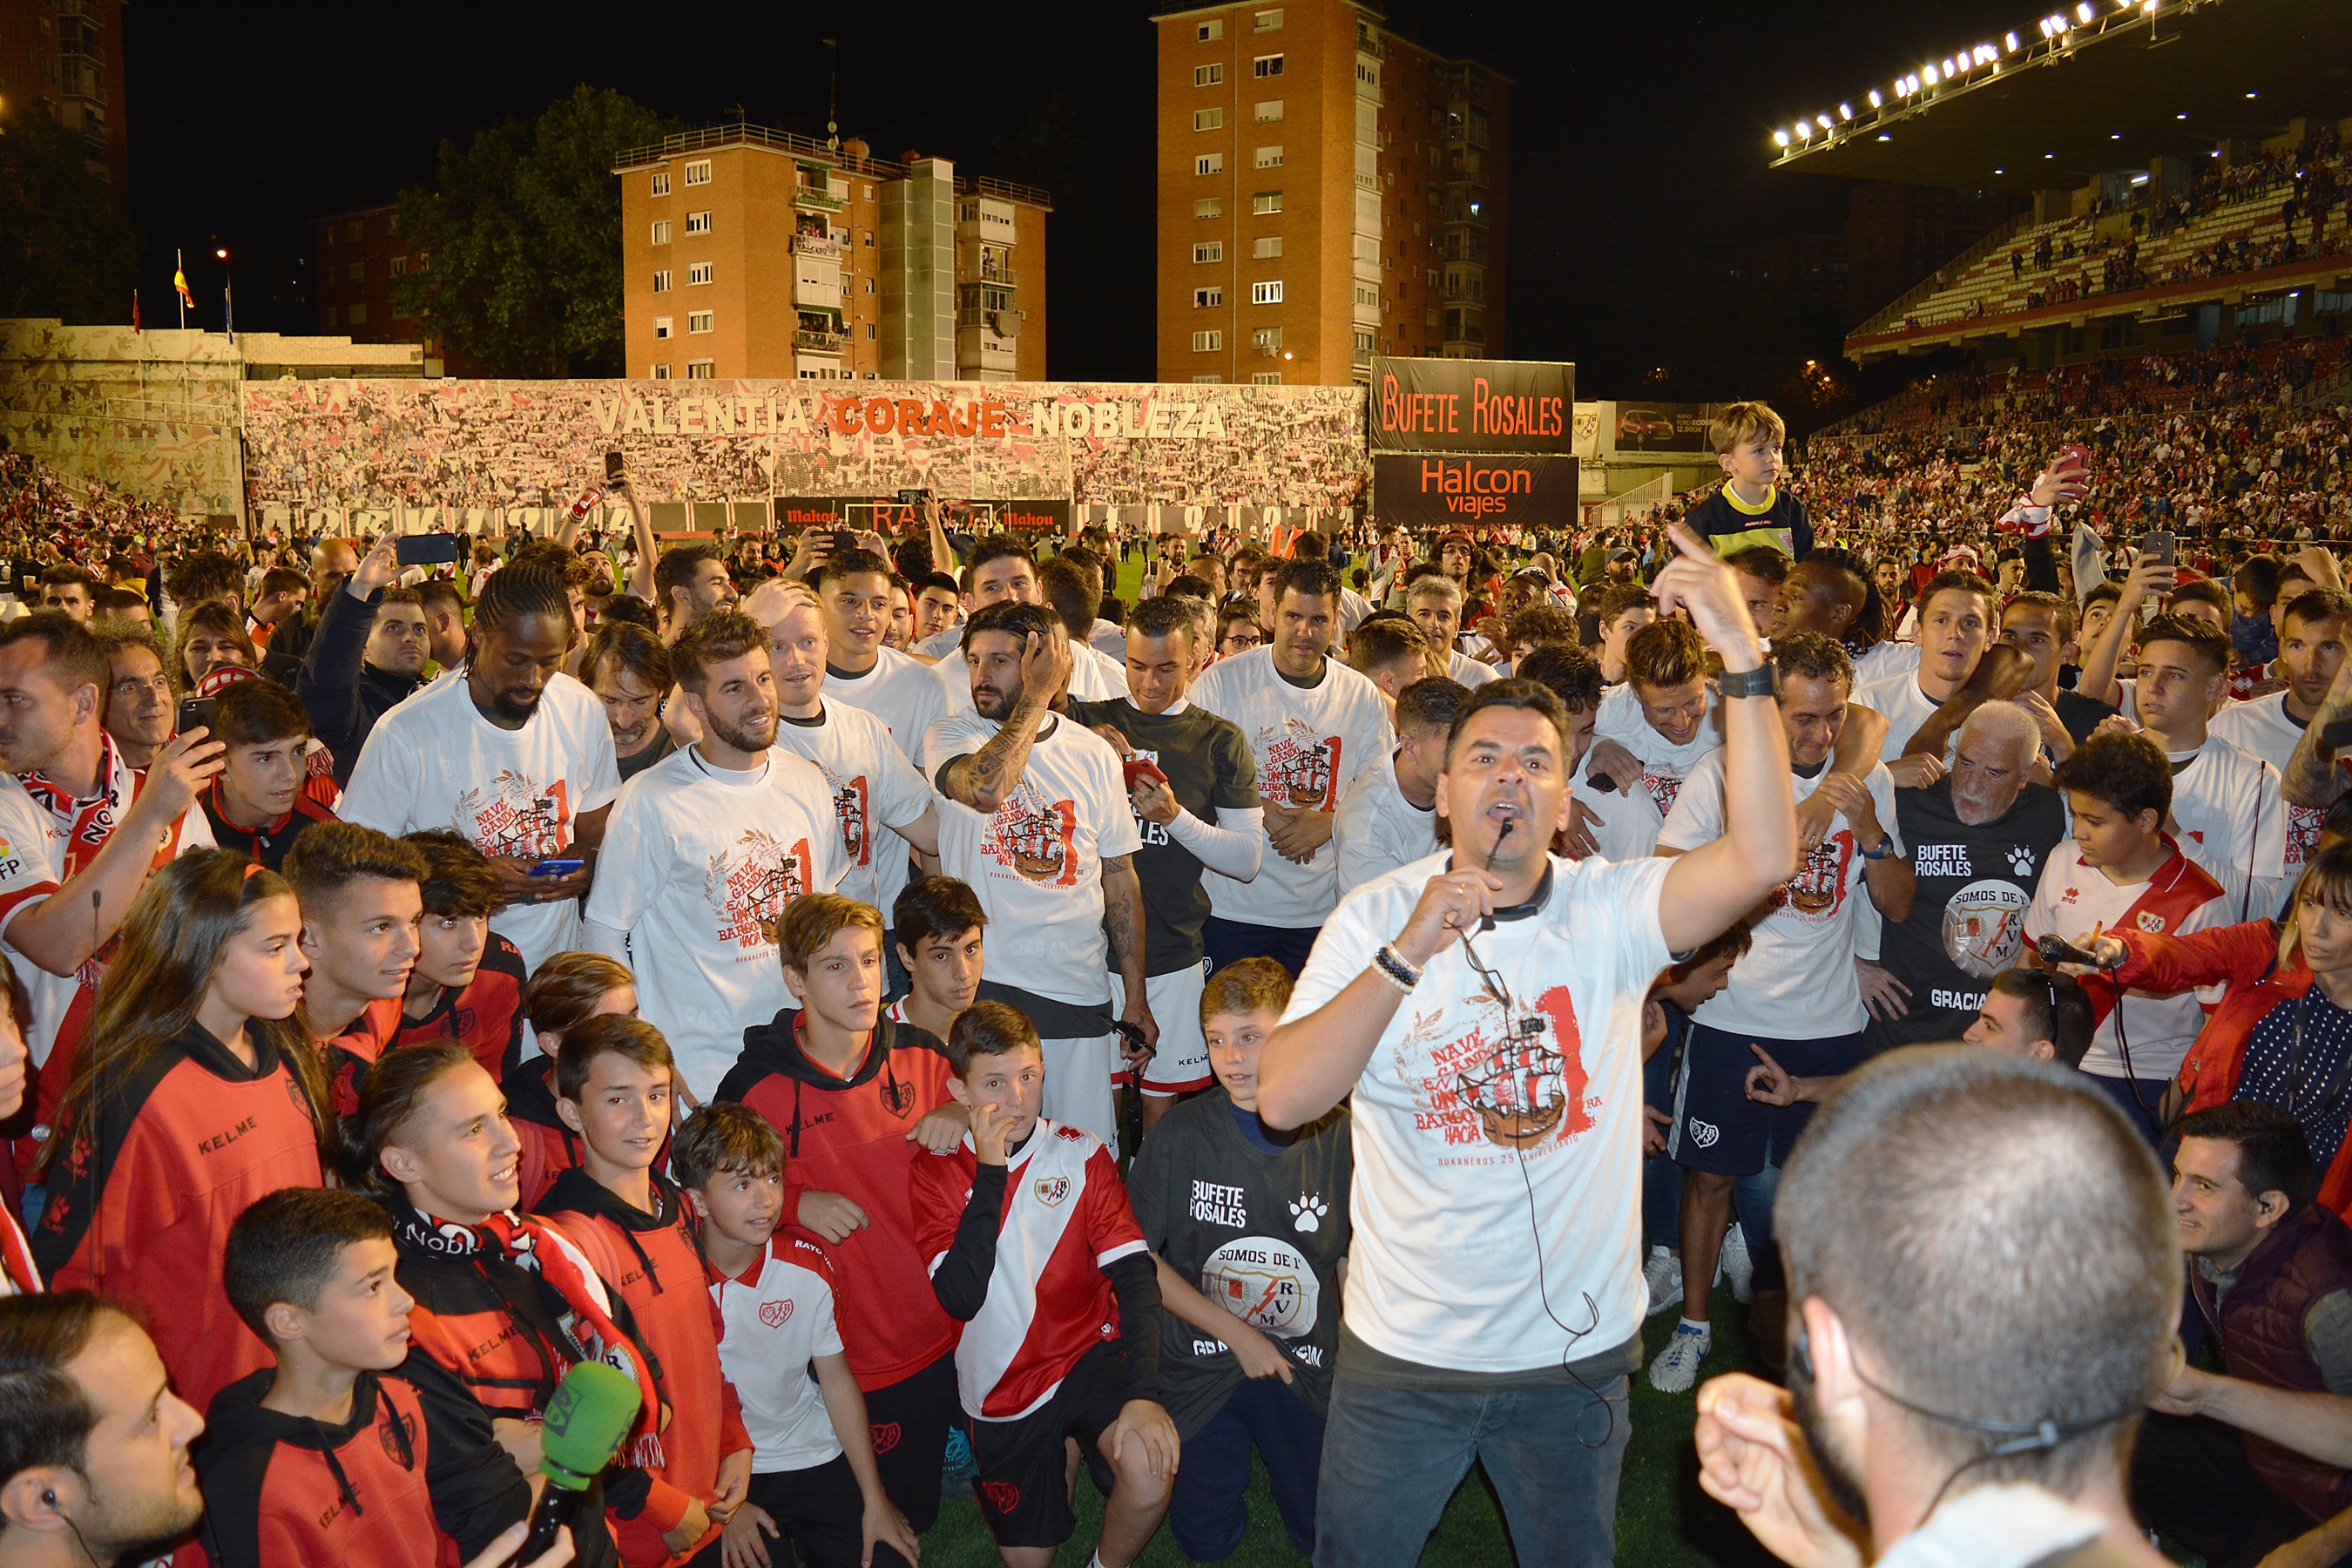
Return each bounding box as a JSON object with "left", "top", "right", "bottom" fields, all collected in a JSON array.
[
  {"left": 1642, "top": 1246, "right": 1684, "bottom": 1318},
  {"left": 1720, "top": 1223, "right": 1754, "bottom": 1305},
  {"left": 1648, "top": 1322, "right": 1713, "bottom": 1394}
]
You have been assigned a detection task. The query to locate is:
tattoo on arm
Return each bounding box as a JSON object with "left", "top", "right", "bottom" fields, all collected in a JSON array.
[
  {"left": 1102, "top": 855, "right": 1140, "bottom": 967},
  {"left": 940, "top": 713, "right": 1044, "bottom": 812},
  {"left": 2286, "top": 702, "right": 2352, "bottom": 809}
]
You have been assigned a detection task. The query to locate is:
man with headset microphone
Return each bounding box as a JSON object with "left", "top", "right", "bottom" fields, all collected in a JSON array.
[
  {"left": 1694, "top": 1047, "right": 2181, "bottom": 1568},
  {"left": 0, "top": 1293, "right": 577, "bottom": 1568},
  {"left": 1256, "top": 524, "right": 1799, "bottom": 1568}
]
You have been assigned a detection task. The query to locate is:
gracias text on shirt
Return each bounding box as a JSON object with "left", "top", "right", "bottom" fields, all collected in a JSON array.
[{"left": 591, "top": 389, "right": 1236, "bottom": 443}]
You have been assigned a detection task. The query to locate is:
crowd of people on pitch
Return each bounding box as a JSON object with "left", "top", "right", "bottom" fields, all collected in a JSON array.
[{"left": 10, "top": 373, "right": 2352, "bottom": 1568}]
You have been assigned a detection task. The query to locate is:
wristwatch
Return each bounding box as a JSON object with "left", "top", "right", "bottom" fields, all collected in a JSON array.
[{"left": 1716, "top": 663, "right": 1779, "bottom": 700}]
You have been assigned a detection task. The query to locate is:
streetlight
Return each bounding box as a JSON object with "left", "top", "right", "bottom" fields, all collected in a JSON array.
[{"left": 214, "top": 246, "right": 235, "bottom": 340}]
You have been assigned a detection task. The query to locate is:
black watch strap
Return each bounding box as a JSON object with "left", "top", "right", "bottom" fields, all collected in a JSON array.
[{"left": 1717, "top": 663, "right": 1778, "bottom": 700}]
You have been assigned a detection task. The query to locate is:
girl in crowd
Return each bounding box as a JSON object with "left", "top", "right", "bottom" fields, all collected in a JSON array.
[
  {"left": 30, "top": 849, "right": 325, "bottom": 1409},
  {"left": 172, "top": 598, "right": 258, "bottom": 693}
]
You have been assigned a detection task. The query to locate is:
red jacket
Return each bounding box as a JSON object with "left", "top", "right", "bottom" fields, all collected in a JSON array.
[
  {"left": 323, "top": 997, "right": 406, "bottom": 1119},
  {"left": 2119, "top": 923, "right": 2352, "bottom": 1223},
  {"left": 395, "top": 934, "right": 529, "bottom": 1084},
  {"left": 537, "top": 1168, "right": 750, "bottom": 1567}
]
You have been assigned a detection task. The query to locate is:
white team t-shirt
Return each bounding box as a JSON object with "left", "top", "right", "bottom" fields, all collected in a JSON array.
[
  {"left": 710, "top": 1233, "right": 848, "bottom": 1472},
  {"left": 1188, "top": 648, "right": 1395, "bottom": 930},
  {"left": 2166, "top": 732, "right": 2289, "bottom": 923},
  {"left": 2023, "top": 841, "right": 2226, "bottom": 1080},
  {"left": 1849, "top": 640, "right": 1922, "bottom": 687},
  {"left": 1658, "top": 752, "right": 1899, "bottom": 1038},
  {"left": 925, "top": 710, "right": 1142, "bottom": 1008},
  {"left": 770, "top": 701, "right": 934, "bottom": 919},
  {"left": 1445, "top": 650, "right": 1497, "bottom": 690},
  {"left": 341, "top": 670, "right": 621, "bottom": 973},
  {"left": 1589, "top": 682, "right": 1724, "bottom": 825},
  {"left": 1285, "top": 850, "right": 1672, "bottom": 1371},
  {"left": 1333, "top": 750, "right": 1440, "bottom": 896},
  {"left": 582, "top": 746, "right": 845, "bottom": 1097},
  {"left": 1566, "top": 750, "right": 1680, "bottom": 862},
  {"left": 2210, "top": 691, "right": 2325, "bottom": 894},
  {"left": 823, "top": 646, "right": 950, "bottom": 768},
  {"left": 1852, "top": 667, "right": 1949, "bottom": 764}
]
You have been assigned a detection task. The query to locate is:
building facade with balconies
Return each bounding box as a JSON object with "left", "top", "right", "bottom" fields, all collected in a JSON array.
[
  {"left": 613, "top": 123, "right": 1049, "bottom": 383},
  {"left": 0, "top": 0, "right": 130, "bottom": 214},
  {"left": 1152, "top": 0, "right": 1508, "bottom": 386}
]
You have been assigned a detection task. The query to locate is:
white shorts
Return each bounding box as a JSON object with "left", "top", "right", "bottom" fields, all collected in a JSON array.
[
  {"left": 1112, "top": 963, "right": 1211, "bottom": 1097},
  {"left": 1039, "top": 1033, "right": 1118, "bottom": 1152}
]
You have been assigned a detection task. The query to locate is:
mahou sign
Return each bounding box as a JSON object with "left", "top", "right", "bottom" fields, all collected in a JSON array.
[
  {"left": 1371, "top": 452, "right": 1579, "bottom": 526},
  {"left": 1368, "top": 356, "right": 1576, "bottom": 455}
]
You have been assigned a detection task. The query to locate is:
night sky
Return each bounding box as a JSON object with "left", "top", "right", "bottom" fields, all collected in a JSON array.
[{"left": 122, "top": 0, "right": 2031, "bottom": 395}]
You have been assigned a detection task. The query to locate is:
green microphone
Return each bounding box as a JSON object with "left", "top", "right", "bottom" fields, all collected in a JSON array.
[{"left": 517, "top": 1360, "right": 641, "bottom": 1560}]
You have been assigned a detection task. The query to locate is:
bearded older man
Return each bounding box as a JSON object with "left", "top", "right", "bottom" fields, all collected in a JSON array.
[{"left": 1868, "top": 700, "right": 2072, "bottom": 1049}]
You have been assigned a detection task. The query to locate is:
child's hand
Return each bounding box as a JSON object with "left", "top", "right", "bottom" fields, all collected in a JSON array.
[
  {"left": 797, "top": 1190, "right": 870, "bottom": 1244},
  {"left": 662, "top": 1498, "right": 713, "bottom": 1558},
  {"left": 711, "top": 1450, "right": 752, "bottom": 1521},
  {"left": 970, "top": 1101, "right": 1012, "bottom": 1166},
  {"left": 720, "top": 1502, "right": 779, "bottom": 1568},
  {"left": 1106, "top": 1398, "right": 1182, "bottom": 1483},
  {"left": 862, "top": 1494, "right": 923, "bottom": 1566},
  {"left": 907, "top": 1101, "right": 970, "bottom": 1152}
]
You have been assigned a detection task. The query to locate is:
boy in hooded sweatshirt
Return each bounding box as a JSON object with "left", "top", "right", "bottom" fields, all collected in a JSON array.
[
  {"left": 196, "top": 1186, "right": 534, "bottom": 1568},
  {"left": 537, "top": 1015, "right": 753, "bottom": 1566},
  {"left": 714, "top": 892, "right": 970, "bottom": 1562}
]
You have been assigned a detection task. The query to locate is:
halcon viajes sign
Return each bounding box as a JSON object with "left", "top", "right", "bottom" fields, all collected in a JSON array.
[{"left": 1371, "top": 452, "right": 1580, "bottom": 525}]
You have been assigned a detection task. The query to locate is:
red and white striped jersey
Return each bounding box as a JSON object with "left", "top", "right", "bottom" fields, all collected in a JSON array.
[{"left": 910, "top": 1119, "right": 1148, "bottom": 1421}]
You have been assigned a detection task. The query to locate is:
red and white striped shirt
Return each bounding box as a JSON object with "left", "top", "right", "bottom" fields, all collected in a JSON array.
[{"left": 910, "top": 1119, "right": 1147, "bottom": 1421}]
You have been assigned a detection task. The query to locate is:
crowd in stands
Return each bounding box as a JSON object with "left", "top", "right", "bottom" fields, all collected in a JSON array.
[{"left": 10, "top": 334, "right": 2352, "bottom": 1568}]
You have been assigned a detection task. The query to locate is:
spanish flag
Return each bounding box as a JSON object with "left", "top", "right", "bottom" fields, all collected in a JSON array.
[{"left": 172, "top": 248, "right": 193, "bottom": 312}]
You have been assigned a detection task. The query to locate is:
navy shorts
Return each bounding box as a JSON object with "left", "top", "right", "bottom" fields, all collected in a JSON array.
[{"left": 1667, "top": 1022, "right": 1872, "bottom": 1177}]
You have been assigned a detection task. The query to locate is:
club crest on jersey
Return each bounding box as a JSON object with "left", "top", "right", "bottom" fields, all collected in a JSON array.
[
  {"left": 1033, "top": 1176, "right": 1071, "bottom": 1206},
  {"left": 379, "top": 1406, "right": 419, "bottom": 1469},
  {"left": 758, "top": 1299, "right": 795, "bottom": 1328},
  {"left": 2137, "top": 910, "right": 2166, "bottom": 933}
]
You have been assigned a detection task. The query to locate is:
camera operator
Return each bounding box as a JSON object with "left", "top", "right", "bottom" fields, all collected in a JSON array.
[{"left": 1694, "top": 1048, "right": 2178, "bottom": 1568}]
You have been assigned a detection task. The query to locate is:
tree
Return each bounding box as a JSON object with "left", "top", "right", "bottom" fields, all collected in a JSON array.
[
  {"left": 394, "top": 86, "right": 678, "bottom": 376},
  {"left": 0, "top": 112, "right": 141, "bottom": 323}
]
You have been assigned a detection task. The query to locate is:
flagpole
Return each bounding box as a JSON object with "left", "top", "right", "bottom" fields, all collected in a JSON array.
[{"left": 175, "top": 247, "right": 186, "bottom": 329}]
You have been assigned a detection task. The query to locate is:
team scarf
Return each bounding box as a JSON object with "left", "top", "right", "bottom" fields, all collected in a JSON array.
[
  {"left": 17, "top": 730, "right": 132, "bottom": 888},
  {"left": 391, "top": 1205, "right": 661, "bottom": 1442},
  {"left": 0, "top": 1204, "right": 40, "bottom": 1294}
]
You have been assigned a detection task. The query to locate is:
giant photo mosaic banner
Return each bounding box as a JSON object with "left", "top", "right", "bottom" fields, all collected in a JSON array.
[{"left": 240, "top": 378, "right": 1368, "bottom": 513}]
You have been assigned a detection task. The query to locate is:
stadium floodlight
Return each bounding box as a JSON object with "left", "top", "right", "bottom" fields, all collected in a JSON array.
[
  {"left": 1838, "top": 103, "right": 1853, "bottom": 120},
  {"left": 2005, "top": 30, "right": 2021, "bottom": 49},
  {"left": 1867, "top": 89, "right": 1882, "bottom": 108},
  {"left": 2076, "top": 2, "right": 2094, "bottom": 23},
  {"left": 1943, "top": 57, "right": 1956, "bottom": 77},
  {"left": 1796, "top": 122, "right": 1811, "bottom": 139},
  {"left": 1816, "top": 114, "right": 1833, "bottom": 132},
  {"left": 1923, "top": 64, "right": 1939, "bottom": 84},
  {"left": 1774, "top": 129, "right": 1791, "bottom": 147}
]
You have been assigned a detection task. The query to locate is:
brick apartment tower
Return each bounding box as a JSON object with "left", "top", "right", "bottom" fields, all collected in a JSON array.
[
  {"left": 612, "top": 124, "right": 1050, "bottom": 383},
  {"left": 1152, "top": 0, "right": 1507, "bottom": 386}
]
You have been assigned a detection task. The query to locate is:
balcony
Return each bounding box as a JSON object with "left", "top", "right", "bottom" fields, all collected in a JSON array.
[
  {"left": 793, "top": 233, "right": 842, "bottom": 260},
  {"left": 794, "top": 328, "right": 845, "bottom": 353},
  {"left": 794, "top": 180, "right": 845, "bottom": 213}
]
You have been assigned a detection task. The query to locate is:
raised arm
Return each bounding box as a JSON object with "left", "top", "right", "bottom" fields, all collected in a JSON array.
[
  {"left": 616, "top": 478, "right": 658, "bottom": 602},
  {"left": 2286, "top": 650, "right": 2352, "bottom": 809},
  {"left": 2078, "top": 551, "right": 2174, "bottom": 708},
  {"left": 936, "top": 632, "right": 1068, "bottom": 813},
  {"left": 1654, "top": 525, "right": 1798, "bottom": 956}
]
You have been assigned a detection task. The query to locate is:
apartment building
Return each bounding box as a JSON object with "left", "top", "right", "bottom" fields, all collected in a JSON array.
[
  {"left": 0, "top": 0, "right": 129, "bottom": 213},
  {"left": 612, "top": 123, "right": 1050, "bottom": 383},
  {"left": 1153, "top": 0, "right": 1508, "bottom": 385}
]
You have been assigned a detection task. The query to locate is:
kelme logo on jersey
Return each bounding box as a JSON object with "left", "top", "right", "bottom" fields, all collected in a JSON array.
[{"left": 1200, "top": 1236, "right": 1320, "bottom": 1340}]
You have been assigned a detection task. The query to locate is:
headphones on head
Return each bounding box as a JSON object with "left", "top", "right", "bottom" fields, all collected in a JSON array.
[{"left": 1793, "top": 1328, "right": 2137, "bottom": 1458}]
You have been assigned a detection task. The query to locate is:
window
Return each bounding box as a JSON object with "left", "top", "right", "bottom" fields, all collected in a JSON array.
[
  {"left": 1254, "top": 53, "right": 1283, "bottom": 78},
  {"left": 683, "top": 159, "right": 711, "bottom": 186},
  {"left": 1193, "top": 107, "right": 1224, "bottom": 132},
  {"left": 866, "top": 323, "right": 877, "bottom": 339},
  {"left": 1195, "top": 197, "right": 1223, "bottom": 219},
  {"left": 1193, "top": 373, "right": 1223, "bottom": 383},
  {"left": 686, "top": 360, "right": 714, "bottom": 379},
  {"left": 1355, "top": 284, "right": 1379, "bottom": 308},
  {"left": 863, "top": 278, "right": 875, "bottom": 293},
  {"left": 389, "top": 255, "right": 408, "bottom": 277},
  {"left": 1193, "top": 242, "right": 1224, "bottom": 263},
  {"left": 685, "top": 210, "right": 711, "bottom": 235},
  {"left": 1427, "top": 267, "right": 1440, "bottom": 287},
  {"left": 687, "top": 310, "right": 713, "bottom": 334},
  {"left": 1254, "top": 236, "right": 1283, "bottom": 259},
  {"left": 652, "top": 363, "right": 672, "bottom": 380},
  {"left": 1194, "top": 287, "right": 1223, "bottom": 308},
  {"left": 347, "top": 303, "right": 368, "bottom": 325},
  {"left": 1194, "top": 63, "right": 1222, "bottom": 86},
  {"left": 347, "top": 220, "right": 362, "bottom": 241},
  {"left": 323, "top": 306, "right": 338, "bottom": 327},
  {"left": 650, "top": 220, "right": 671, "bottom": 245},
  {"left": 1194, "top": 152, "right": 1224, "bottom": 175},
  {"left": 1254, "top": 145, "right": 1284, "bottom": 169},
  {"left": 347, "top": 262, "right": 364, "bottom": 283},
  {"left": 1251, "top": 370, "right": 1282, "bottom": 384},
  {"left": 1252, "top": 191, "right": 1283, "bottom": 214},
  {"left": 688, "top": 260, "right": 713, "bottom": 286},
  {"left": 864, "top": 231, "right": 875, "bottom": 247},
  {"left": 1254, "top": 8, "right": 1284, "bottom": 30},
  {"left": 654, "top": 316, "right": 673, "bottom": 339},
  {"left": 1197, "top": 18, "right": 1222, "bottom": 40},
  {"left": 1252, "top": 326, "right": 1283, "bottom": 350},
  {"left": 650, "top": 172, "right": 671, "bottom": 196},
  {"left": 1192, "top": 330, "right": 1224, "bottom": 351},
  {"left": 1252, "top": 280, "right": 1283, "bottom": 304},
  {"left": 652, "top": 270, "right": 672, "bottom": 293},
  {"left": 1354, "top": 328, "right": 1375, "bottom": 355},
  {"left": 1255, "top": 98, "right": 1285, "bottom": 122}
]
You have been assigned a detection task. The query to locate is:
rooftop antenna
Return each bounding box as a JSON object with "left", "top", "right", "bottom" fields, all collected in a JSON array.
[{"left": 824, "top": 37, "right": 840, "bottom": 151}]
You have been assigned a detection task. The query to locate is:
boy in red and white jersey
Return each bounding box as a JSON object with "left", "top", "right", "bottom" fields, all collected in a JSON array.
[
  {"left": 911, "top": 1001, "right": 1178, "bottom": 1568},
  {"left": 2025, "top": 730, "right": 2229, "bottom": 1141}
]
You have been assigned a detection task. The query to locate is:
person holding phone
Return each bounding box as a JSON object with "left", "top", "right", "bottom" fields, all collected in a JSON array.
[{"left": 295, "top": 536, "right": 431, "bottom": 787}]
